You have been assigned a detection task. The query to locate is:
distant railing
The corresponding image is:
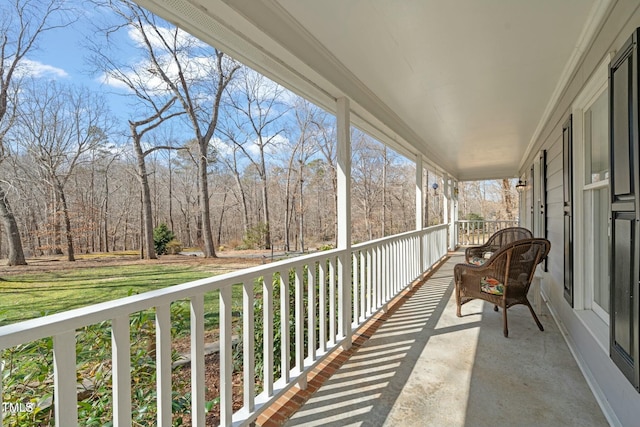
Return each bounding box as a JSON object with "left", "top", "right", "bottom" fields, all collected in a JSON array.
[
  {"left": 456, "top": 220, "right": 519, "bottom": 246},
  {"left": 0, "top": 225, "right": 448, "bottom": 427}
]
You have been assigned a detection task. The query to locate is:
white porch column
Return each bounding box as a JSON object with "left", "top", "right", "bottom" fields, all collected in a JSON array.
[
  {"left": 416, "top": 155, "right": 424, "bottom": 275},
  {"left": 451, "top": 180, "right": 459, "bottom": 249},
  {"left": 337, "top": 97, "right": 352, "bottom": 349},
  {"left": 416, "top": 156, "right": 423, "bottom": 230},
  {"left": 443, "top": 174, "right": 450, "bottom": 249}
]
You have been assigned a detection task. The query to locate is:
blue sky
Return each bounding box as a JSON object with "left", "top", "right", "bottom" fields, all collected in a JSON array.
[
  {"left": 17, "top": 2, "right": 405, "bottom": 167},
  {"left": 22, "top": 5, "right": 297, "bottom": 161},
  {"left": 24, "top": 3, "right": 137, "bottom": 131},
  {"left": 31, "top": 22, "right": 86, "bottom": 80}
]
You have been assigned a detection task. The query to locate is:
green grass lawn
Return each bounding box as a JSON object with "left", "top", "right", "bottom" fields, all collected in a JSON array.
[{"left": 0, "top": 264, "right": 247, "bottom": 327}]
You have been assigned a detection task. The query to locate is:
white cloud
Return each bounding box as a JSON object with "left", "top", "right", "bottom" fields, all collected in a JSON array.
[
  {"left": 98, "top": 72, "right": 134, "bottom": 91},
  {"left": 267, "top": 134, "right": 290, "bottom": 151},
  {"left": 100, "top": 25, "right": 219, "bottom": 95},
  {"left": 17, "top": 59, "right": 68, "bottom": 79},
  {"left": 246, "top": 134, "right": 290, "bottom": 157},
  {"left": 127, "top": 24, "right": 206, "bottom": 52},
  {"left": 211, "top": 137, "right": 234, "bottom": 158}
]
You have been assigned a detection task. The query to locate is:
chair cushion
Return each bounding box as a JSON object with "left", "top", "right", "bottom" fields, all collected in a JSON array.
[
  {"left": 480, "top": 276, "right": 504, "bottom": 295},
  {"left": 469, "top": 256, "right": 485, "bottom": 266},
  {"left": 469, "top": 252, "right": 493, "bottom": 266}
]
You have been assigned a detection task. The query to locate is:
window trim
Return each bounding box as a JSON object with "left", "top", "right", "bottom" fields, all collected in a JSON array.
[{"left": 571, "top": 54, "right": 612, "bottom": 349}]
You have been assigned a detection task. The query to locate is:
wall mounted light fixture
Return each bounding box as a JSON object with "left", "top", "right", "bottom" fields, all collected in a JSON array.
[{"left": 515, "top": 180, "right": 527, "bottom": 193}]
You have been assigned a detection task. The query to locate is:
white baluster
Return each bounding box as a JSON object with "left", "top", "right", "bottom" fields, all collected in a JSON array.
[
  {"left": 190, "top": 295, "right": 205, "bottom": 427},
  {"left": 243, "top": 281, "right": 255, "bottom": 412},
  {"left": 263, "top": 275, "right": 274, "bottom": 396},
  {"left": 112, "top": 316, "right": 131, "bottom": 427},
  {"left": 54, "top": 331, "right": 78, "bottom": 427},
  {"left": 156, "top": 304, "right": 172, "bottom": 427},
  {"left": 220, "top": 286, "right": 232, "bottom": 425}
]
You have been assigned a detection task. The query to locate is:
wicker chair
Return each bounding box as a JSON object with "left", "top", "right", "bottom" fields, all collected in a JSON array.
[
  {"left": 464, "top": 226, "right": 533, "bottom": 265},
  {"left": 454, "top": 238, "right": 551, "bottom": 337}
]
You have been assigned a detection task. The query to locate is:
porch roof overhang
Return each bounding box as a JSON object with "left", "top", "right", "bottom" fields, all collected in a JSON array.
[{"left": 135, "top": 0, "right": 610, "bottom": 181}]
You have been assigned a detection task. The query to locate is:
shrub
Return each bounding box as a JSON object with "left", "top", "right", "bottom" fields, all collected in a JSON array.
[
  {"left": 465, "top": 212, "right": 484, "bottom": 221},
  {"left": 241, "top": 223, "right": 269, "bottom": 249},
  {"left": 1, "top": 304, "right": 191, "bottom": 427},
  {"left": 165, "top": 239, "right": 183, "bottom": 255},
  {"left": 153, "top": 223, "right": 175, "bottom": 255}
]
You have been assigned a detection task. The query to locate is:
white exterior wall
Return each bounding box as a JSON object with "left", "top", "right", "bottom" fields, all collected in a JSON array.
[{"left": 520, "top": 2, "right": 640, "bottom": 425}]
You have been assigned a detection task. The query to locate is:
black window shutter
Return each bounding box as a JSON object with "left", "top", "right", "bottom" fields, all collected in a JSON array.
[
  {"left": 609, "top": 28, "right": 640, "bottom": 390},
  {"left": 540, "top": 150, "right": 548, "bottom": 272},
  {"left": 563, "top": 116, "right": 574, "bottom": 306}
]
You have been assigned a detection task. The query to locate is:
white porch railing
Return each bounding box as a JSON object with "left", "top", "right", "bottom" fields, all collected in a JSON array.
[
  {"left": 0, "top": 225, "right": 448, "bottom": 427},
  {"left": 456, "top": 220, "right": 519, "bottom": 246}
]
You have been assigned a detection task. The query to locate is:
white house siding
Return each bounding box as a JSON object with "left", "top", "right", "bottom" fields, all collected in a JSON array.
[{"left": 520, "top": 1, "right": 640, "bottom": 425}]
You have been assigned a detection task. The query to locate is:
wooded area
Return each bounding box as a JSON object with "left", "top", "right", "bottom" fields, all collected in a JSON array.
[{"left": 0, "top": 0, "right": 518, "bottom": 265}]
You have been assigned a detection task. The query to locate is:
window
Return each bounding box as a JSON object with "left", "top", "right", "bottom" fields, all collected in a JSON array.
[
  {"left": 571, "top": 55, "right": 611, "bottom": 346},
  {"left": 585, "top": 90, "right": 609, "bottom": 184},
  {"left": 583, "top": 89, "right": 609, "bottom": 320}
]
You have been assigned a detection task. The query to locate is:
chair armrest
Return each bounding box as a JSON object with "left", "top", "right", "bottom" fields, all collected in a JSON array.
[
  {"left": 454, "top": 262, "right": 494, "bottom": 282},
  {"left": 454, "top": 262, "right": 504, "bottom": 293}
]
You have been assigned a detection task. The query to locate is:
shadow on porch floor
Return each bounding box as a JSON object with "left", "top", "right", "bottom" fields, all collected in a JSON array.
[{"left": 260, "top": 252, "right": 609, "bottom": 427}]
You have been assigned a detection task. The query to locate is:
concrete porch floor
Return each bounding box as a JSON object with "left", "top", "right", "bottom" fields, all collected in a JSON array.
[{"left": 263, "top": 252, "right": 609, "bottom": 427}]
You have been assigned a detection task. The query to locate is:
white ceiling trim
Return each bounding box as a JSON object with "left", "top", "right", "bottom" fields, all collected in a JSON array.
[{"left": 132, "top": 0, "right": 604, "bottom": 182}]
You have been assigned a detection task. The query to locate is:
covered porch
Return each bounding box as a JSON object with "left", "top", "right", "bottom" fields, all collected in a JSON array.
[
  {"left": 263, "top": 252, "right": 608, "bottom": 427},
  {"left": 4, "top": 0, "right": 640, "bottom": 425}
]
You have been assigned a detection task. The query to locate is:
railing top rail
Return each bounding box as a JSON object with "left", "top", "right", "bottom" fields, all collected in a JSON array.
[
  {"left": 0, "top": 247, "right": 346, "bottom": 349},
  {"left": 456, "top": 220, "right": 519, "bottom": 223},
  {"left": 0, "top": 226, "right": 450, "bottom": 350},
  {"left": 352, "top": 224, "right": 447, "bottom": 250}
]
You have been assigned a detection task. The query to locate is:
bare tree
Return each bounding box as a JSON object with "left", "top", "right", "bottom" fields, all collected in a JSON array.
[
  {"left": 15, "top": 82, "right": 112, "bottom": 261},
  {"left": 0, "top": 0, "right": 74, "bottom": 265},
  {"left": 129, "top": 101, "right": 183, "bottom": 259},
  {"left": 215, "top": 126, "right": 251, "bottom": 238},
  {"left": 89, "top": 5, "right": 190, "bottom": 259},
  {"left": 500, "top": 178, "right": 517, "bottom": 220},
  {"left": 282, "top": 99, "right": 321, "bottom": 252},
  {"left": 315, "top": 116, "right": 338, "bottom": 246},
  {"left": 92, "top": 0, "right": 241, "bottom": 257},
  {"left": 352, "top": 131, "right": 384, "bottom": 240},
  {"left": 224, "top": 68, "right": 288, "bottom": 249}
]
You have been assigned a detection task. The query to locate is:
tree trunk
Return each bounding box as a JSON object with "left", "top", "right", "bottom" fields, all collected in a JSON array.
[
  {"left": 168, "top": 151, "right": 174, "bottom": 232},
  {"left": 259, "top": 146, "right": 271, "bottom": 250},
  {"left": 133, "top": 133, "right": 157, "bottom": 260},
  {"left": 104, "top": 173, "right": 109, "bottom": 253},
  {"left": 284, "top": 162, "right": 295, "bottom": 252},
  {"left": 502, "top": 178, "right": 514, "bottom": 219},
  {"left": 52, "top": 190, "right": 63, "bottom": 255},
  {"left": 57, "top": 181, "right": 75, "bottom": 262},
  {"left": 198, "top": 147, "right": 217, "bottom": 257},
  {"left": 140, "top": 171, "right": 156, "bottom": 259},
  {"left": 232, "top": 167, "right": 249, "bottom": 238},
  {"left": 0, "top": 185, "right": 27, "bottom": 265},
  {"left": 261, "top": 173, "right": 271, "bottom": 250},
  {"left": 217, "top": 191, "right": 227, "bottom": 248}
]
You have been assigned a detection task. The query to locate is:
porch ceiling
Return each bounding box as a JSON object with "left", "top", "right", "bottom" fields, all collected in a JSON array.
[{"left": 136, "top": 0, "right": 605, "bottom": 181}]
